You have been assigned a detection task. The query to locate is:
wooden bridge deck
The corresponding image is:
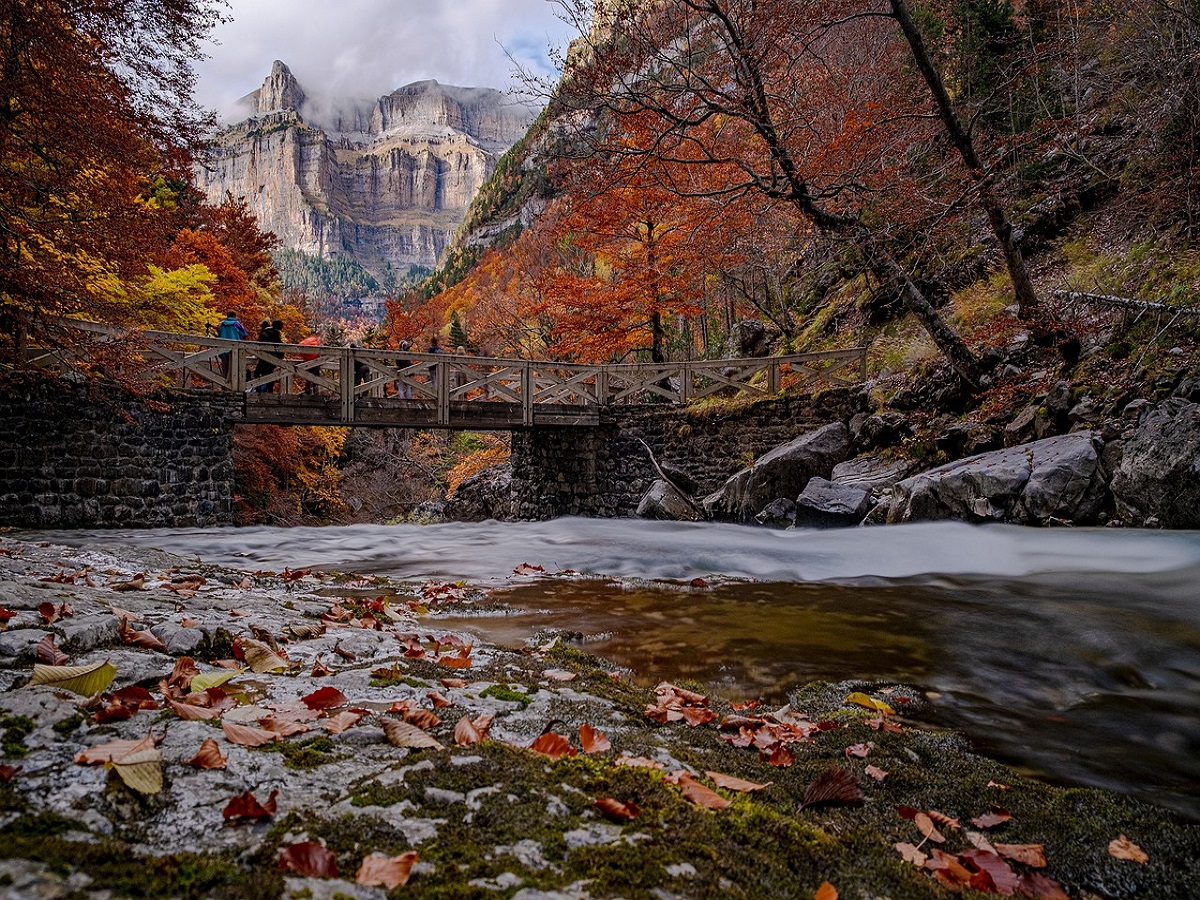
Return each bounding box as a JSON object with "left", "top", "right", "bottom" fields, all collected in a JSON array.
[{"left": 27, "top": 321, "right": 869, "bottom": 429}]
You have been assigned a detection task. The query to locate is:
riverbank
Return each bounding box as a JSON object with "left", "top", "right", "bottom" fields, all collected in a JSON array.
[{"left": 0, "top": 534, "right": 1196, "bottom": 899}]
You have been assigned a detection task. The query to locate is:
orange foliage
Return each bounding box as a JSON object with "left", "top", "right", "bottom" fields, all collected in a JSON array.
[
  {"left": 444, "top": 441, "right": 511, "bottom": 499},
  {"left": 233, "top": 425, "right": 349, "bottom": 525}
]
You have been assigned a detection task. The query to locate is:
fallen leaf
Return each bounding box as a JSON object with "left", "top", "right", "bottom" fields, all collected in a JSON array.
[
  {"left": 677, "top": 774, "right": 731, "bottom": 810},
  {"left": 928, "top": 810, "right": 961, "bottom": 832},
  {"left": 543, "top": 668, "right": 576, "bottom": 682},
  {"left": 513, "top": 562, "right": 546, "bottom": 575},
  {"left": 166, "top": 697, "right": 223, "bottom": 721},
  {"left": 401, "top": 707, "right": 441, "bottom": 730},
  {"left": 223, "top": 788, "right": 278, "bottom": 822},
  {"left": 222, "top": 721, "right": 277, "bottom": 747},
  {"left": 29, "top": 660, "right": 117, "bottom": 696},
  {"left": 1016, "top": 872, "right": 1070, "bottom": 899},
  {"left": 971, "top": 806, "right": 1013, "bottom": 829},
  {"left": 301, "top": 686, "right": 347, "bottom": 710},
  {"left": 356, "top": 852, "right": 418, "bottom": 889},
  {"left": 845, "top": 691, "right": 895, "bottom": 715},
  {"left": 615, "top": 754, "right": 664, "bottom": 770},
  {"left": 36, "top": 633, "right": 69, "bottom": 666},
  {"left": 988, "top": 780, "right": 1012, "bottom": 791},
  {"left": 323, "top": 711, "right": 364, "bottom": 734},
  {"left": 76, "top": 737, "right": 147, "bottom": 765},
  {"left": 118, "top": 618, "right": 167, "bottom": 652},
  {"left": 441, "top": 677, "right": 468, "bottom": 689},
  {"left": 187, "top": 738, "right": 228, "bottom": 769},
  {"left": 380, "top": 717, "right": 444, "bottom": 750},
  {"left": 594, "top": 797, "right": 640, "bottom": 822},
  {"left": 109, "top": 577, "right": 146, "bottom": 592},
  {"left": 580, "top": 723, "right": 612, "bottom": 754},
  {"left": 966, "top": 830, "right": 999, "bottom": 854},
  {"left": 995, "top": 843, "right": 1047, "bottom": 868},
  {"left": 0, "top": 764, "right": 21, "bottom": 782},
  {"left": 914, "top": 812, "right": 946, "bottom": 844},
  {"left": 845, "top": 742, "right": 871, "bottom": 759},
  {"left": 0, "top": 607, "right": 17, "bottom": 623},
  {"left": 895, "top": 842, "right": 928, "bottom": 867},
  {"left": 311, "top": 656, "right": 333, "bottom": 677},
  {"left": 529, "top": 732, "right": 576, "bottom": 760},
  {"left": 815, "top": 882, "right": 838, "bottom": 900},
  {"left": 258, "top": 715, "right": 311, "bottom": 737},
  {"left": 766, "top": 743, "right": 795, "bottom": 768},
  {"left": 278, "top": 841, "right": 338, "bottom": 878},
  {"left": 960, "top": 849, "right": 1021, "bottom": 894},
  {"left": 706, "top": 771, "right": 772, "bottom": 792},
  {"left": 436, "top": 654, "right": 471, "bottom": 669},
  {"left": 239, "top": 638, "right": 289, "bottom": 674},
  {"left": 108, "top": 735, "right": 163, "bottom": 794},
  {"left": 800, "top": 767, "right": 864, "bottom": 810},
  {"left": 454, "top": 714, "right": 489, "bottom": 747},
  {"left": 865, "top": 765, "right": 889, "bottom": 782},
  {"left": 189, "top": 669, "right": 241, "bottom": 693},
  {"left": 1108, "top": 834, "right": 1149, "bottom": 864},
  {"left": 427, "top": 691, "right": 453, "bottom": 709}
]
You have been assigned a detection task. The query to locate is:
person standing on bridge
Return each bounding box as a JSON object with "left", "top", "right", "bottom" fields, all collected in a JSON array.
[
  {"left": 215, "top": 311, "right": 246, "bottom": 381},
  {"left": 252, "top": 319, "right": 283, "bottom": 393},
  {"left": 426, "top": 335, "right": 443, "bottom": 388}
]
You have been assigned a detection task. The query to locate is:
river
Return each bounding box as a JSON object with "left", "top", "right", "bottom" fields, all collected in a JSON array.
[{"left": 39, "top": 519, "right": 1200, "bottom": 820}]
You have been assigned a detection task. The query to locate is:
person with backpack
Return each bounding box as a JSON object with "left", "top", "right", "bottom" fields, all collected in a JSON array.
[{"left": 215, "top": 311, "right": 247, "bottom": 380}]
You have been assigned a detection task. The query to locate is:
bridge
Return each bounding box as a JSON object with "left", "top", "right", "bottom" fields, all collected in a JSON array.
[{"left": 28, "top": 321, "right": 868, "bottom": 430}]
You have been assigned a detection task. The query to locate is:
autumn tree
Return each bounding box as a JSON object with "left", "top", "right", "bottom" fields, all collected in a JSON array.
[
  {"left": 0, "top": 0, "right": 226, "bottom": 346},
  {"left": 546, "top": 0, "right": 984, "bottom": 384}
]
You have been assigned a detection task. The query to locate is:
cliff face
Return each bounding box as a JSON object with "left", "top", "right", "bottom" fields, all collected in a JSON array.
[{"left": 196, "top": 61, "right": 535, "bottom": 273}]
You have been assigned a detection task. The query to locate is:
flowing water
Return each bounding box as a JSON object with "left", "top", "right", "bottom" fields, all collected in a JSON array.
[{"left": 38, "top": 519, "right": 1200, "bottom": 820}]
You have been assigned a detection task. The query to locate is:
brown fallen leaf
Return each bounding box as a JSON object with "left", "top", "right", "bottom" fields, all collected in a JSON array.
[
  {"left": 323, "top": 711, "right": 364, "bottom": 734},
  {"left": 529, "top": 731, "right": 576, "bottom": 760},
  {"left": 815, "top": 882, "right": 838, "bottom": 900},
  {"left": 300, "top": 686, "right": 347, "bottom": 710},
  {"left": 580, "top": 722, "right": 611, "bottom": 755},
  {"left": 864, "top": 765, "right": 889, "bottom": 782},
  {"left": 705, "top": 771, "right": 772, "bottom": 793},
  {"left": 453, "top": 713, "right": 494, "bottom": 747},
  {"left": 914, "top": 812, "right": 946, "bottom": 844},
  {"left": 800, "top": 767, "right": 864, "bottom": 811},
  {"left": 971, "top": 806, "right": 1013, "bottom": 829},
  {"left": 166, "top": 697, "right": 223, "bottom": 721},
  {"left": 223, "top": 788, "right": 278, "bottom": 822},
  {"left": 594, "top": 797, "right": 640, "bottom": 822},
  {"left": 766, "top": 743, "right": 796, "bottom": 768},
  {"left": 845, "top": 742, "right": 870, "bottom": 759},
  {"left": 994, "top": 842, "right": 1047, "bottom": 868},
  {"left": 959, "top": 849, "right": 1020, "bottom": 894},
  {"left": 278, "top": 841, "right": 338, "bottom": 878},
  {"left": 258, "top": 715, "right": 311, "bottom": 738},
  {"left": 427, "top": 691, "right": 453, "bottom": 709},
  {"left": 356, "top": 852, "right": 418, "bottom": 889},
  {"left": 239, "top": 638, "right": 289, "bottom": 674},
  {"left": 380, "top": 717, "right": 444, "bottom": 750},
  {"left": 543, "top": 668, "right": 576, "bottom": 682},
  {"left": 1108, "top": 834, "right": 1149, "bottom": 864},
  {"left": 36, "top": 633, "right": 69, "bottom": 666},
  {"left": 0, "top": 764, "right": 21, "bottom": 782},
  {"left": 927, "top": 810, "right": 961, "bottom": 832},
  {"left": 677, "top": 774, "right": 731, "bottom": 810},
  {"left": 615, "top": 754, "right": 665, "bottom": 770},
  {"left": 895, "top": 841, "right": 928, "bottom": 867},
  {"left": 311, "top": 656, "right": 333, "bottom": 677},
  {"left": 441, "top": 677, "right": 468, "bottom": 689},
  {"left": 1016, "top": 872, "right": 1070, "bottom": 899},
  {"left": 222, "top": 721, "right": 277, "bottom": 747},
  {"left": 187, "top": 738, "right": 228, "bottom": 769},
  {"left": 118, "top": 618, "right": 167, "bottom": 652}
]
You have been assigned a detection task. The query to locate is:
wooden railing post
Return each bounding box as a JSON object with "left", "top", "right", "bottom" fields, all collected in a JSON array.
[
  {"left": 680, "top": 363, "right": 691, "bottom": 404},
  {"left": 340, "top": 350, "right": 354, "bottom": 423},
  {"left": 859, "top": 347, "right": 868, "bottom": 381},
  {"left": 521, "top": 363, "right": 533, "bottom": 426},
  {"left": 437, "top": 358, "right": 450, "bottom": 425},
  {"left": 232, "top": 346, "right": 245, "bottom": 393},
  {"left": 596, "top": 369, "right": 609, "bottom": 407},
  {"left": 768, "top": 361, "right": 781, "bottom": 395}
]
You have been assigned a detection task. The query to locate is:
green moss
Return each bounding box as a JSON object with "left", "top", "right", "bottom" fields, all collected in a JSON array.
[
  {"left": 53, "top": 713, "right": 85, "bottom": 735},
  {"left": 479, "top": 684, "right": 532, "bottom": 707},
  {"left": 1, "top": 715, "right": 35, "bottom": 758},
  {"left": 258, "top": 735, "right": 343, "bottom": 771}
]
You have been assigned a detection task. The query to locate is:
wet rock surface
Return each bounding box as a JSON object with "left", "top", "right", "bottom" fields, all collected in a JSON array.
[{"left": 0, "top": 535, "right": 1195, "bottom": 899}]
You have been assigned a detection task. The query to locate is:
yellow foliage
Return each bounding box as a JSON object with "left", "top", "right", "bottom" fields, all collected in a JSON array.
[{"left": 445, "top": 443, "right": 511, "bottom": 498}]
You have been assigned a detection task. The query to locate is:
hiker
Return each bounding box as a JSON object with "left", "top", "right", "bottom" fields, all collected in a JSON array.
[
  {"left": 253, "top": 319, "right": 282, "bottom": 393},
  {"left": 396, "top": 340, "right": 413, "bottom": 399},
  {"left": 350, "top": 341, "right": 371, "bottom": 387},
  {"left": 426, "top": 335, "right": 443, "bottom": 387},
  {"left": 215, "top": 311, "right": 246, "bottom": 380}
]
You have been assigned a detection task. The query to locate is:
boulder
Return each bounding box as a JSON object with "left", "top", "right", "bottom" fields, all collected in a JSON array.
[
  {"left": 702, "top": 423, "right": 852, "bottom": 523},
  {"left": 850, "top": 412, "right": 912, "bottom": 450},
  {"left": 831, "top": 454, "right": 914, "bottom": 494},
  {"left": 794, "top": 477, "right": 873, "bottom": 527},
  {"left": 1111, "top": 399, "right": 1200, "bottom": 528},
  {"left": 755, "top": 498, "right": 797, "bottom": 529},
  {"left": 445, "top": 465, "right": 513, "bottom": 522},
  {"left": 886, "top": 431, "right": 1108, "bottom": 526},
  {"left": 637, "top": 479, "right": 704, "bottom": 522}
]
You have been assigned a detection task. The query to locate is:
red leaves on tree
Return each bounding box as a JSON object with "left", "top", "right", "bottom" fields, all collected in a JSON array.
[
  {"left": 223, "top": 788, "right": 278, "bottom": 822},
  {"left": 278, "top": 841, "right": 338, "bottom": 878}
]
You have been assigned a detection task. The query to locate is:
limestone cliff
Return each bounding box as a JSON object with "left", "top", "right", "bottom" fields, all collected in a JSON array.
[{"left": 196, "top": 61, "right": 535, "bottom": 274}]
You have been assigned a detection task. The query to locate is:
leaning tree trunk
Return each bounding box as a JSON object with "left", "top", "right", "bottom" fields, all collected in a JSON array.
[{"left": 891, "top": 0, "right": 1040, "bottom": 319}]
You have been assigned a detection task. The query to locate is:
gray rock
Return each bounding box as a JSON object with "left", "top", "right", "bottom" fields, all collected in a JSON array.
[
  {"left": 794, "top": 477, "right": 873, "bottom": 527},
  {"left": 703, "top": 423, "right": 852, "bottom": 523},
  {"left": 1004, "top": 406, "right": 1040, "bottom": 447},
  {"left": 637, "top": 480, "right": 704, "bottom": 522},
  {"left": 831, "top": 455, "right": 914, "bottom": 494},
  {"left": 660, "top": 464, "right": 699, "bottom": 496},
  {"left": 1111, "top": 399, "right": 1200, "bottom": 528},
  {"left": 887, "top": 431, "right": 1107, "bottom": 526},
  {"left": 754, "top": 498, "right": 796, "bottom": 529},
  {"left": 851, "top": 412, "right": 912, "bottom": 450},
  {"left": 445, "top": 464, "right": 513, "bottom": 522},
  {"left": 0, "top": 628, "right": 52, "bottom": 662}
]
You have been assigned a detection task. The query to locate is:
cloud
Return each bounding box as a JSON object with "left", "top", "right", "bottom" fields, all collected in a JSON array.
[{"left": 194, "top": 0, "right": 576, "bottom": 119}]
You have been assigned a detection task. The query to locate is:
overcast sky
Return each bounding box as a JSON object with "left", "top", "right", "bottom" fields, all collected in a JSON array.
[{"left": 194, "top": 0, "right": 578, "bottom": 120}]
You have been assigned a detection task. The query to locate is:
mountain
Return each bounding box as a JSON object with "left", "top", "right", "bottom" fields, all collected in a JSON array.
[{"left": 195, "top": 61, "right": 536, "bottom": 276}]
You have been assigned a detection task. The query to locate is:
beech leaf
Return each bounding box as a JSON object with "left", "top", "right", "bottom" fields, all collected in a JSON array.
[
  {"left": 356, "top": 852, "right": 419, "bottom": 889},
  {"left": 323, "top": 710, "right": 364, "bottom": 734},
  {"left": 815, "top": 882, "right": 838, "bottom": 900},
  {"left": 845, "top": 742, "right": 870, "bottom": 759},
  {"left": 594, "top": 797, "right": 640, "bottom": 822},
  {"left": 240, "top": 639, "right": 289, "bottom": 674},
  {"left": 895, "top": 842, "right": 928, "bottom": 867},
  {"left": 167, "top": 697, "right": 223, "bottom": 721},
  {"left": 529, "top": 732, "right": 575, "bottom": 760},
  {"left": 35, "top": 633, "right": 69, "bottom": 666},
  {"left": 971, "top": 806, "right": 1013, "bottom": 829},
  {"left": 189, "top": 669, "right": 241, "bottom": 693},
  {"left": 223, "top": 788, "right": 278, "bottom": 822},
  {"left": 845, "top": 691, "right": 895, "bottom": 714},
  {"left": 705, "top": 771, "right": 772, "bottom": 793},
  {"left": 865, "top": 765, "right": 889, "bottom": 782},
  {"left": 29, "top": 660, "right": 117, "bottom": 696},
  {"left": 222, "top": 721, "right": 277, "bottom": 747},
  {"left": 994, "top": 843, "right": 1047, "bottom": 867},
  {"left": 580, "top": 722, "right": 612, "bottom": 754},
  {"left": 301, "top": 686, "right": 347, "bottom": 710},
  {"left": 1108, "top": 834, "right": 1149, "bottom": 864},
  {"left": 914, "top": 812, "right": 946, "bottom": 844},
  {"left": 187, "top": 738, "right": 228, "bottom": 769},
  {"left": 108, "top": 736, "right": 163, "bottom": 794},
  {"left": 278, "top": 841, "right": 338, "bottom": 878},
  {"left": 380, "top": 717, "right": 444, "bottom": 750},
  {"left": 800, "top": 767, "right": 864, "bottom": 810},
  {"left": 454, "top": 714, "right": 487, "bottom": 747},
  {"left": 677, "top": 774, "right": 731, "bottom": 810}
]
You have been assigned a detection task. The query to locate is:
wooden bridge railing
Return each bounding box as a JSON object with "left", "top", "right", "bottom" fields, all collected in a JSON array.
[{"left": 24, "top": 321, "right": 868, "bottom": 428}]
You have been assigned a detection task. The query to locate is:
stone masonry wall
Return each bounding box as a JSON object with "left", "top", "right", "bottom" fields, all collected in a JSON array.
[
  {"left": 511, "top": 390, "right": 866, "bottom": 520},
  {"left": 0, "top": 381, "right": 237, "bottom": 529}
]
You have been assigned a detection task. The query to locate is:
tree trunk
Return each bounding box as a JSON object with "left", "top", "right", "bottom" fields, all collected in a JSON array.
[{"left": 890, "top": 0, "right": 1040, "bottom": 319}]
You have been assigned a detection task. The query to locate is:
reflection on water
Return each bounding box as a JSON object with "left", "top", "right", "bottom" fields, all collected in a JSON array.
[{"left": 34, "top": 518, "right": 1200, "bottom": 819}]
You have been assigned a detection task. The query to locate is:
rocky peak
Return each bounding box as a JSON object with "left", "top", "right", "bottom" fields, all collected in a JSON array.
[{"left": 247, "top": 60, "right": 307, "bottom": 115}]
